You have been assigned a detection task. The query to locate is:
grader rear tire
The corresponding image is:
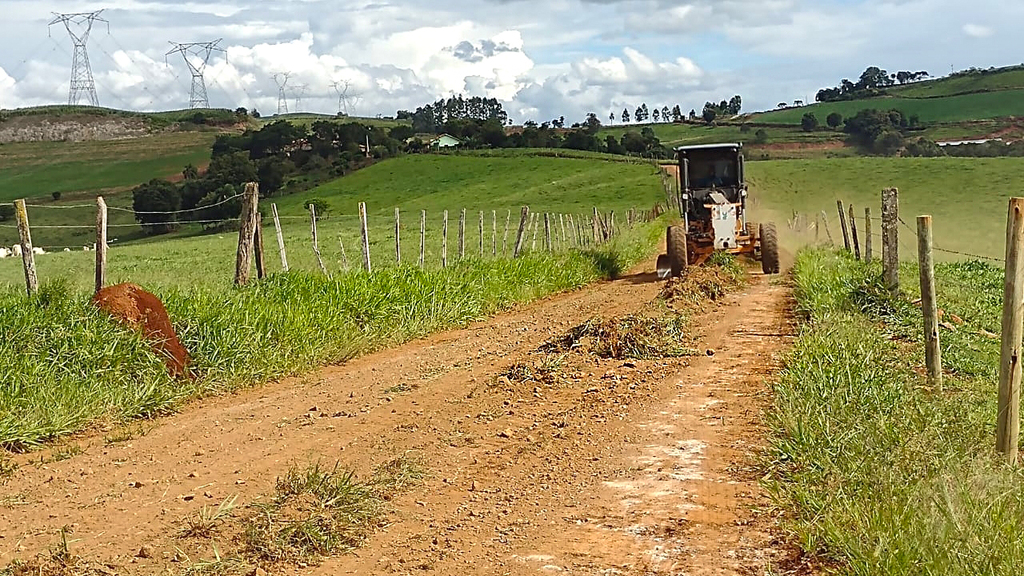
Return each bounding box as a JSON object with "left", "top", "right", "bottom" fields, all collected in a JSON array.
[
  {"left": 667, "top": 225, "right": 688, "bottom": 277},
  {"left": 760, "top": 222, "right": 780, "bottom": 275}
]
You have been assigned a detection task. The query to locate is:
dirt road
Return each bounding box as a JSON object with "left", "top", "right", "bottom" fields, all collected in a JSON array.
[{"left": 0, "top": 262, "right": 795, "bottom": 575}]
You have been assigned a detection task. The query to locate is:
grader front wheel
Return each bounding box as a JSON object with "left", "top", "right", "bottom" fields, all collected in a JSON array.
[
  {"left": 760, "top": 222, "right": 780, "bottom": 275},
  {"left": 667, "top": 225, "right": 688, "bottom": 277}
]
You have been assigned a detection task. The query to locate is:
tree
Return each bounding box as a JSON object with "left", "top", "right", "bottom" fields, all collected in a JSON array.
[
  {"left": 132, "top": 179, "right": 181, "bottom": 235},
  {"left": 51, "top": 191, "right": 62, "bottom": 201},
  {"left": 661, "top": 106, "right": 670, "bottom": 122},
  {"left": 754, "top": 129, "right": 768, "bottom": 144},
  {"left": 635, "top": 106, "right": 644, "bottom": 123},
  {"left": 234, "top": 107, "right": 248, "bottom": 116},
  {"left": 652, "top": 108, "right": 660, "bottom": 123},
  {"left": 727, "top": 95, "right": 742, "bottom": 115},
  {"left": 778, "top": 102, "right": 788, "bottom": 109},
  {"left": 304, "top": 198, "right": 331, "bottom": 220},
  {"left": 182, "top": 164, "right": 200, "bottom": 180},
  {"left": 584, "top": 112, "right": 602, "bottom": 134},
  {"left": 874, "top": 129, "right": 904, "bottom": 155},
  {"left": 801, "top": 113, "right": 819, "bottom": 132},
  {"left": 609, "top": 111, "right": 615, "bottom": 125},
  {"left": 826, "top": 112, "right": 843, "bottom": 129},
  {"left": 671, "top": 105, "right": 683, "bottom": 122},
  {"left": 251, "top": 108, "right": 261, "bottom": 119},
  {"left": 640, "top": 103, "right": 649, "bottom": 122},
  {"left": 622, "top": 108, "right": 630, "bottom": 124},
  {"left": 689, "top": 109, "right": 696, "bottom": 121},
  {"left": 702, "top": 103, "right": 717, "bottom": 124}
]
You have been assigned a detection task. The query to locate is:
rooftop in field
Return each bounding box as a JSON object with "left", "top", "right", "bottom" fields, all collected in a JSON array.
[{"left": 675, "top": 143, "right": 743, "bottom": 152}]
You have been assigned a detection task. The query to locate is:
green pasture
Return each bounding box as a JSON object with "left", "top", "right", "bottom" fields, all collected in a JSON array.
[
  {"left": 0, "top": 153, "right": 666, "bottom": 292},
  {"left": 599, "top": 122, "right": 842, "bottom": 148},
  {"left": 888, "top": 67, "right": 1024, "bottom": 98},
  {"left": 746, "top": 157, "right": 1024, "bottom": 261},
  {"left": 750, "top": 89, "right": 1024, "bottom": 125}
]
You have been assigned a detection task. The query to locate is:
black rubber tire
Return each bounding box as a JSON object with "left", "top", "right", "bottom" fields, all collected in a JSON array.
[
  {"left": 760, "top": 222, "right": 780, "bottom": 275},
  {"left": 745, "top": 221, "right": 759, "bottom": 240},
  {"left": 667, "top": 225, "right": 688, "bottom": 277}
]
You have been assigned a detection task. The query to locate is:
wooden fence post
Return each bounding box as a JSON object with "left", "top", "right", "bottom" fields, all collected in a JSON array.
[
  {"left": 559, "top": 214, "right": 566, "bottom": 248},
  {"left": 997, "top": 197, "right": 1024, "bottom": 462},
  {"left": 610, "top": 211, "right": 616, "bottom": 238},
  {"left": 502, "top": 209, "right": 511, "bottom": 255},
  {"left": 917, "top": 215, "right": 941, "bottom": 390},
  {"left": 395, "top": 207, "right": 401, "bottom": 264},
  {"left": 420, "top": 209, "right": 426, "bottom": 267},
  {"left": 95, "top": 196, "right": 107, "bottom": 294},
  {"left": 513, "top": 206, "right": 530, "bottom": 257},
  {"left": 882, "top": 188, "right": 900, "bottom": 295},
  {"left": 310, "top": 204, "right": 327, "bottom": 274},
  {"left": 271, "top": 203, "right": 288, "bottom": 272},
  {"left": 820, "top": 210, "right": 833, "bottom": 244},
  {"left": 492, "top": 210, "right": 497, "bottom": 256},
  {"left": 593, "top": 207, "right": 600, "bottom": 243},
  {"left": 442, "top": 210, "right": 449, "bottom": 267},
  {"left": 837, "top": 200, "right": 851, "bottom": 252},
  {"left": 234, "top": 183, "right": 259, "bottom": 286},
  {"left": 459, "top": 208, "right": 466, "bottom": 259},
  {"left": 864, "top": 207, "right": 873, "bottom": 261},
  {"left": 544, "top": 213, "right": 552, "bottom": 251},
  {"left": 359, "top": 201, "right": 371, "bottom": 273},
  {"left": 531, "top": 212, "right": 539, "bottom": 251},
  {"left": 339, "top": 236, "right": 349, "bottom": 269},
  {"left": 849, "top": 203, "right": 861, "bottom": 260},
  {"left": 254, "top": 213, "right": 267, "bottom": 280},
  {"left": 13, "top": 199, "right": 38, "bottom": 295},
  {"left": 479, "top": 210, "right": 484, "bottom": 256}
]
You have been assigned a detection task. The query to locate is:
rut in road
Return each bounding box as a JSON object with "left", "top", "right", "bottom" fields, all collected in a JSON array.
[{"left": 0, "top": 263, "right": 795, "bottom": 575}]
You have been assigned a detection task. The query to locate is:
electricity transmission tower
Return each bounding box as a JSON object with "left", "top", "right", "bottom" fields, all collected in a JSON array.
[
  {"left": 292, "top": 84, "right": 309, "bottom": 112},
  {"left": 49, "top": 11, "right": 108, "bottom": 106},
  {"left": 330, "top": 80, "right": 361, "bottom": 116},
  {"left": 272, "top": 73, "right": 290, "bottom": 114},
  {"left": 166, "top": 39, "right": 225, "bottom": 109}
]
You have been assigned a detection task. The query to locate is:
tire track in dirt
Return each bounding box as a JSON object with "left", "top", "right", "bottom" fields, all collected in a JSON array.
[{"left": 0, "top": 261, "right": 796, "bottom": 575}]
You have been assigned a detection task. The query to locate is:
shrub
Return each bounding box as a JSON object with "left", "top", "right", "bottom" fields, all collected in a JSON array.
[
  {"left": 51, "top": 191, "right": 62, "bottom": 201},
  {"left": 304, "top": 197, "right": 331, "bottom": 220}
]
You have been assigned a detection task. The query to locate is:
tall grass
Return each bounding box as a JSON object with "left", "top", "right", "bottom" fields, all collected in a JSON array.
[
  {"left": 768, "top": 248, "right": 1024, "bottom": 575},
  {"left": 0, "top": 221, "right": 663, "bottom": 450}
]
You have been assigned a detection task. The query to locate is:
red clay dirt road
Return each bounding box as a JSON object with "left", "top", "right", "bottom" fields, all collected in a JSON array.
[{"left": 0, "top": 259, "right": 796, "bottom": 575}]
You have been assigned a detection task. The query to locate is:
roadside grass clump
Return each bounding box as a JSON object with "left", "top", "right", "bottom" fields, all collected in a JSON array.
[
  {"left": 242, "top": 457, "right": 421, "bottom": 566},
  {"left": 0, "top": 219, "right": 663, "bottom": 450},
  {"left": 767, "top": 247, "right": 1024, "bottom": 575},
  {"left": 543, "top": 312, "right": 693, "bottom": 360},
  {"left": 179, "top": 495, "right": 239, "bottom": 539},
  {"left": 499, "top": 354, "right": 568, "bottom": 387}
]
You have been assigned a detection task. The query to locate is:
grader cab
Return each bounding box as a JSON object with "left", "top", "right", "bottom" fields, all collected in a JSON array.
[{"left": 658, "top": 143, "right": 779, "bottom": 276}]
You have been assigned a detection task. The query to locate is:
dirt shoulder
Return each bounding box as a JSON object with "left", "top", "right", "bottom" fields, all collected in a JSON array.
[{"left": 0, "top": 262, "right": 795, "bottom": 575}]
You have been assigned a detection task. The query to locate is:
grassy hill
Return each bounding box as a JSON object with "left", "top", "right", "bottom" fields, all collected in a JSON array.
[
  {"left": 0, "top": 153, "right": 665, "bottom": 291},
  {"left": 746, "top": 156, "right": 1024, "bottom": 261}
]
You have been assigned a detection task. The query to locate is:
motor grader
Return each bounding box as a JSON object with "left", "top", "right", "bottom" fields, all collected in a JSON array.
[{"left": 657, "top": 143, "right": 779, "bottom": 277}]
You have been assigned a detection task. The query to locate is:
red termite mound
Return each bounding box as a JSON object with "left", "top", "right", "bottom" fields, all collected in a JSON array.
[{"left": 92, "top": 283, "right": 191, "bottom": 378}]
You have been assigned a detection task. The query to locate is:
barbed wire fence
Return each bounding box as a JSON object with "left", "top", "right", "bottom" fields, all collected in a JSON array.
[{"left": 3, "top": 183, "right": 669, "bottom": 296}]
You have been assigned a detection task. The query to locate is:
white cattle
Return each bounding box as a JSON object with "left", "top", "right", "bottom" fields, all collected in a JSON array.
[
  {"left": 12, "top": 245, "right": 22, "bottom": 257},
  {"left": 0, "top": 247, "right": 9, "bottom": 259},
  {"left": 32, "top": 247, "right": 44, "bottom": 255}
]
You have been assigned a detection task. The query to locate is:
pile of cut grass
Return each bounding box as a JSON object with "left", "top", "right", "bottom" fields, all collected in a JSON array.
[
  {"left": 768, "top": 248, "right": 1024, "bottom": 575},
  {"left": 0, "top": 221, "right": 664, "bottom": 450}
]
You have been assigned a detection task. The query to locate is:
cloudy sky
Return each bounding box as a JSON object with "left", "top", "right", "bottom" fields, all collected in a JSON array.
[{"left": 0, "top": 0, "right": 1018, "bottom": 123}]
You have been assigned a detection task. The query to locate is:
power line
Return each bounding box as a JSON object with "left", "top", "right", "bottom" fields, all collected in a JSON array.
[
  {"left": 166, "top": 39, "right": 225, "bottom": 109},
  {"left": 48, "top": 11, "right": 108, "bottom": 106}
]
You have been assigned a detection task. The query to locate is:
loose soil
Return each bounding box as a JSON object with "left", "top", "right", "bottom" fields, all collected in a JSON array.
[
  {"left": 0, "top": 258, "right": 796, "bottom": 575},
  {"left": 92, "top": 283, "right": 191, "bottom": 378}
]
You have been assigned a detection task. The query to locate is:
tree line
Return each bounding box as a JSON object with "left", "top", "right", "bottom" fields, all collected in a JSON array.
[
  {"left": 816, "top": 66, "right": 929, "bottom": 103},
  {"left": 610, "top": 95, "right": 741, "bottom": 125}
]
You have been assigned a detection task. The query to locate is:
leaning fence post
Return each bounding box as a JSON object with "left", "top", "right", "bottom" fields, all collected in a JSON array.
[
  {"left": 849, "top": 203, "right": 861, "bottom": 260},
  {"left": 917, "top": 215, "right": 941, "bottom": 390},
  {"left": 479, "top": 210, "right": 484, "bottom": 256},
  {"left": 14, "top": 199, "right": 38, "bottom": 295},
  {"left": 95, "top": 196, "right": 107, "bottom": 294},
  {"left": 459, "top": 208, "right": 466, "bottom": 259},
  {"left": 592, "top": 207, "right": 600, "bottom": 243},
  {"left": 492, "top": 210, "right": 497, "bottom": 256},
  {"left": 359, "top": 201, "right": 371, "bottom": 273},
  {"left": 531, "top": 212, "right": 540, "bottom": 251},
  {"left": 254, "top": 212, "right": 267, "bottom": 280},
  {"left": 820, "top": 210, "right": 833, "bottom": 244},
  {"left": 420, "top": 209, "right": 426, "bottom": 267},
  {"left": 837, "top": 200, "right": 851, "bottom": 252},
  {"left": 559, "top": 214, "right": 566, "bottom": 248},
  {"left": 513, "top": 206, "right": 530, "bottom": 257},
  {"left": 338, "top": 236, "right": 349, "bottom": 269},
  {"left": 271, "top": 203, "right": 288, "bottom": 272},
  {"left": 997, "top": 197, "right": 1024, "bottom": 463},
  {"left": 864, "top": 207, "right": 873, "bottom": 260},
  {"left": 442, "top": 210, "right": 449, "bottom": 267},
  {"left": 234, "top": 183, "right": 259, "bottom": 286},
  {"left": 882, "top": 188, "right": 900, "bottom": 295}
]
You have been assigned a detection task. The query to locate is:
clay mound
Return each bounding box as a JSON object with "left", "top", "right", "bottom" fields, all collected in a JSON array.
[{"left": 92, "top": 283, "right": 191, "bottom": 378}]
